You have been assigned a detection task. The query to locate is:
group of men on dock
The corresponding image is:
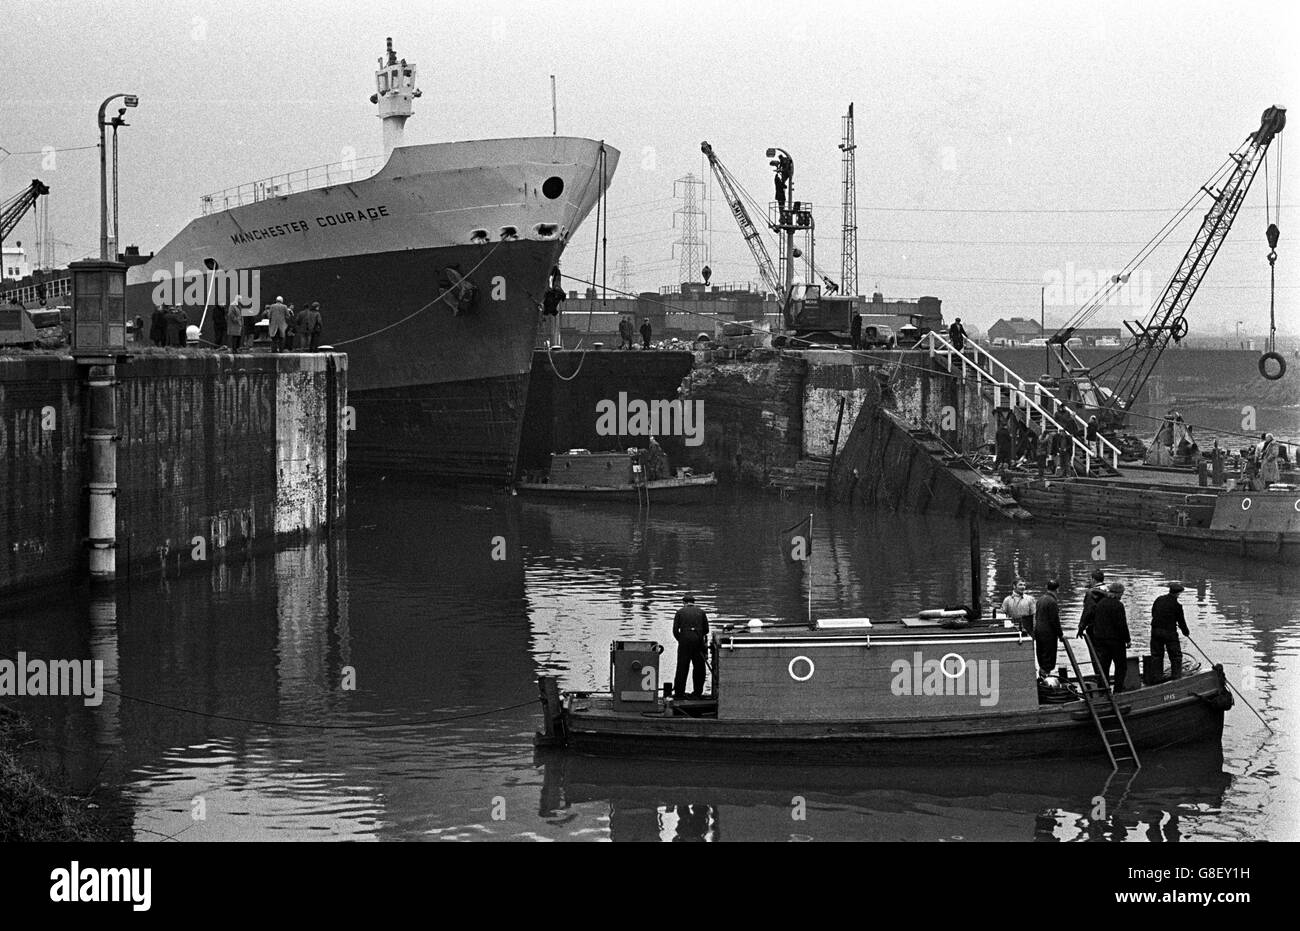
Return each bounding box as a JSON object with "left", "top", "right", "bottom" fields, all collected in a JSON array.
[
  {"left": 1002, "top": 571, "right": 1190, "bottom": 692},
  {"left": 618, "top": 316, "right": 653, "bottom": 350},
  {"left": 143, "top": 296, "right": 324, "bottom": 352}
]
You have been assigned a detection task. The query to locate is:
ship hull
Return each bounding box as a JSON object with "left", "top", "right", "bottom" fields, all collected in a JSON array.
[
  {"left": 126, "top": 136, "right": 617, "bottom": 483},
  {"left": 555, "top": 668, "right": 1230, "bottom": 764}
]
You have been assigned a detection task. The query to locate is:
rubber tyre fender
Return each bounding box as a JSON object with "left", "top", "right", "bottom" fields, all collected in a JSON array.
[{"left": 1259, "top": 351, "right": 1286, "bottom": 381}]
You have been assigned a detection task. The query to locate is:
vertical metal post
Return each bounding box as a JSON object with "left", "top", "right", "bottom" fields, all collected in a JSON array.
[
  {"left": 98, "top": 126, "right": 108, "bottom": 259},
  {"left": 86, "top": 362, "right": 119, "bottom": 583},
  {"left": 111, "top": 122, "right": 120, "bottom": 259},
  {"left": 969, "top": 511, "right": 981, "bottom": 618},
  {"left": 1041, "top": 286, "right": 1047, "bottom": 374}
]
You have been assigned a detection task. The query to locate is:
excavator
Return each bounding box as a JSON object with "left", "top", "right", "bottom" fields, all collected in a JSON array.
[{"left": 1043, "top": 107, "right": 1286, "bottom": 440}]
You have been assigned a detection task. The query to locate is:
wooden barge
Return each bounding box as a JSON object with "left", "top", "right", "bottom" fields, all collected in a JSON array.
[
  {"left": 1011, "top": 474, "right": 1219, "bottom": 532},
  {"left": 536, "top": 618, "right": 1232, "bottom": 765}
]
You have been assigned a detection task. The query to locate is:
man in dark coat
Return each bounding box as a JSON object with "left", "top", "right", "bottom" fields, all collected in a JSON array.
[
  {"left": 994, "top": 418, "right": 1014, "bottom": 469},
  {"left": 639, "top": 318, "right": 652, "bottom": 350},
  {"left": 672, "top": 594, "right": 709, "bottom": 699},
  {"left": 212, "top": 301, "right": 227, "bottom": 349},
  {"left": 1078, "top": 568, "right": 1107, "bottom": 631},
  {"left": 150, "top": 305, "right": 167, "bottom": 346},
  {"left": 1034, "top": 579, "right": 1063, "bottom": 676},
  {"left": 299, "top": 302, "right": 323, "bottom": 350},
  {"left": 850, "top": 313, "right": 863, "bottom": 350},
  {"left": 948, "top": 317, "right": 967, "bottom": 351},
  {"left": 1151, "top": 580, "right": 1191, "bottom": 679},
  {"left": 618, "top": 316, "right": 633, "bottom": 350},
  {"left": 1079, "top": 581, "right": 1131, "bottom": 691},
  {"left": 1053, "top": 426, "right": 1074, "bottom": 476}
]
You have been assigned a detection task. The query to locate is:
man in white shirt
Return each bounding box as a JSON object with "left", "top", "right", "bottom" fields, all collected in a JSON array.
[{"left": 1001, "top": 579, "right": 1036, "bottom": 635}]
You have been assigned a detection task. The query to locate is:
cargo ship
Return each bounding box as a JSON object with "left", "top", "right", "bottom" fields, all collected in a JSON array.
[{"left": 123, "top": 39, "right": 618, "bottom": 483}]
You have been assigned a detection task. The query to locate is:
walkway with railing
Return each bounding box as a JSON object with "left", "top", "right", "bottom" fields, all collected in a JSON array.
[
  {"left": 1, "top": 274, "right": 72, "bottom": 307},
  {"left": 922, "top": 331, "right": 1121, "bottom": 472},
  {"left": 200, "top": 154, "right": 388, "bottom": 215}
]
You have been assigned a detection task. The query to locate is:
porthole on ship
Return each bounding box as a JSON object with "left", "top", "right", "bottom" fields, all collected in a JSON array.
[
  {"left": 542, "top": 176, "right": 564, "bottom": 199},
  {"left": 533, "top": 223, "right": 559, "bottom": 239},
  {"left": 500, "top": 226, "right": 518, "bottom": 241},
  {"left": 470, "top": 228, "right": 489, "bottom": 244}
]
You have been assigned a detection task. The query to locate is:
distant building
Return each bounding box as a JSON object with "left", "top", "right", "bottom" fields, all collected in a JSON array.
[
  {"left": 856, "top": 291, "right": 944, "bottom": 330},
  {"left": 546, "top": 282, "right": 944, "bottom": 346},
  {"left": 1068, "top": 327, "right": 1123, "bottom": 346},
  {"left": 2, "top": 243, "right": 30, "bottom": 281},
  {"left": 554, "top": 282, "right": 775, "bottom": 345},
  {"left": 988, "top": 317, "right": 1043, "bottom": 345}
]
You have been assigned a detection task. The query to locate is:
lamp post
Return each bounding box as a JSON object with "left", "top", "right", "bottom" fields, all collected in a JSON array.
[{"left": 97, "top": 93, "right": 138, "bottom": 260}]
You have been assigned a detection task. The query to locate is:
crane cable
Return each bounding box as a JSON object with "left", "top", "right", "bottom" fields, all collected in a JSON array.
[
  {"left": 546, "top": 143, "right": 609, "bottom": 383},
  {"left": 1057, "top": 153, "right": 1237, "bottom": 337},
  {"left": 1261, "top": 132, "right": 1285, "bottom": 380}
]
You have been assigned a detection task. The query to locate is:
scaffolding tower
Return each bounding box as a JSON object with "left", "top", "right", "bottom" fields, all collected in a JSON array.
[
  {"left": 672, "top": 173, "right": 708, "bottom": 286},
  {"left": 615, "top": 255, "right": 633, "bottom": 293},
  {"left": 839, "top": 102, "right": 859, "bottom": 297}
]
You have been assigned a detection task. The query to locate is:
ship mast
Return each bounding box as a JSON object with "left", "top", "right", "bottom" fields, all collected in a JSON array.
[{"left": 370, "top": 37, "right": 422, "bottom": 155}]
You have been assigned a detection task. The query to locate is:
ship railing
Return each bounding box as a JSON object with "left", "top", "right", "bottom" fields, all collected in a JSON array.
[
  {"left": 200, "top": 154, "right": 388, "bottom": 215},
  {"left": 922, "top": 331, "right": 1120, "bottom": 472},
  {"left": 1, "top": 273, "right": 73, "bottom": 307}
]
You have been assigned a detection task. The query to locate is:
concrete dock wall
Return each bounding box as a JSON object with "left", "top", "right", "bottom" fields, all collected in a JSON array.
[
  {"left": 688, "top": 349, "right": 995, "bottom": 484},
  {"left": 0, "top": 352, "right": 346, "bottom": 598},
  {"left": 684, "top": 351, "right": 806, "bottom": 483}
]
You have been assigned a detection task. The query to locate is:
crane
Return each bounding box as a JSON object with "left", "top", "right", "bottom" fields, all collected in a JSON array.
[
  {"left": 700, "top": 141, "right": 783, "bottom": 298},
  {"left": 1047, "top": 106, "right": 1285, "bottom": 431},
  {"left": 1, "top": 179, "right": 50, "bottom": 283}
]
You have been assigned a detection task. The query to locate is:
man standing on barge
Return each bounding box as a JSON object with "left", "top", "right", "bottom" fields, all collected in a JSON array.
[
  {"left": 1151, "top": 581, "right": 1190, "bottom": 679},
  {"left": 1033, "top": 580, "right": 1062, "bottom": 676},
  {"left": 1079, "top": 581, "right": 1132, "bottom": 692},
  {"left": 672, "top": 594, "right": 709, "bottom": 700},
  {"left": 1000, "top": 579, "right": 1036, "bottom": 635}
]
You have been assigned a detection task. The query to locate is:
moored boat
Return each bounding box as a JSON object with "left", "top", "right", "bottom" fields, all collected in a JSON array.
[
  {"left": 536, "top": 616, "right": 1232, "bottom": 764},
  {"left": 1157, "top": 486, "right": 1300, "bottom": 564},
  {"left": 517, "top": 448, "right": 717, "bottom": 504}
]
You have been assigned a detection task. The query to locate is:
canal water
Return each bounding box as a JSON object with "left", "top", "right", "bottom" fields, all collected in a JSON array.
[{"left": 2, "top": 477, "right": 1296, "bottom": 842}]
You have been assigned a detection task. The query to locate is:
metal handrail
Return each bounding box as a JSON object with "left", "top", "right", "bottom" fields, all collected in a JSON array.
[
  {"left": 923, "top": 332, "right": 1120, "bottom": 469},
  {"left": 200, "top": 154, "right": 388, "bottom": 214}
]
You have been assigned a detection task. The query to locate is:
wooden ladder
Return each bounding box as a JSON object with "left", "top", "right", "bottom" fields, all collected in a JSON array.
[{"left": 1060, "top": 634, "right": 1141, "bottom": 772}]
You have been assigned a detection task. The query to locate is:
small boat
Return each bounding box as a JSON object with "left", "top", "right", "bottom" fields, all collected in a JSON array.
[
  {"left": 517, "top": 449, "right": 717, "bottom": 504},
  {"left": 1157, "top": 485, "right": 1300, "bottom": 564},
  {"left": 535, "top": 616, "right": 1232, "bottom": 764}
]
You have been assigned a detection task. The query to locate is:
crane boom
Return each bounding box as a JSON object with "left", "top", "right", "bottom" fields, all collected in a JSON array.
[
  {"left": 700, "top": 141, "right": 783, "bottom": 297},
  {"left": 1054, "top": 107, "right": 1285, "bottom": 427},
  {"left": 1, "top": 179, "right": 50, "bottom": 243}
]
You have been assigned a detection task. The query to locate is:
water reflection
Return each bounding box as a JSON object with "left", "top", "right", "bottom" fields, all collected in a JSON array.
[
  {"left": 538, "top": 745, "right": 1233, "bottom": 842},
  {"left": 0, "top": 479, "right": 1294, "bottom": 841}
]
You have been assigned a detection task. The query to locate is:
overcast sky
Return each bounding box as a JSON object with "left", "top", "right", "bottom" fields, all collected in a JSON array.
[{"left": 2, "top": 0, "right": 1296, "bottom": 333}]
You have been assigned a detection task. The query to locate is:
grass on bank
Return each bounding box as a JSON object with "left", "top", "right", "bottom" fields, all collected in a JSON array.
[{"left": 0, "top": 704, "right": 127, "bottom": 842}]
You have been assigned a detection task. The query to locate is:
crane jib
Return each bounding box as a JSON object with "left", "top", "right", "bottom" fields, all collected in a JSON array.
[{"left": 1053, "top": 106, "right": 1285, "bottom": 426}]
